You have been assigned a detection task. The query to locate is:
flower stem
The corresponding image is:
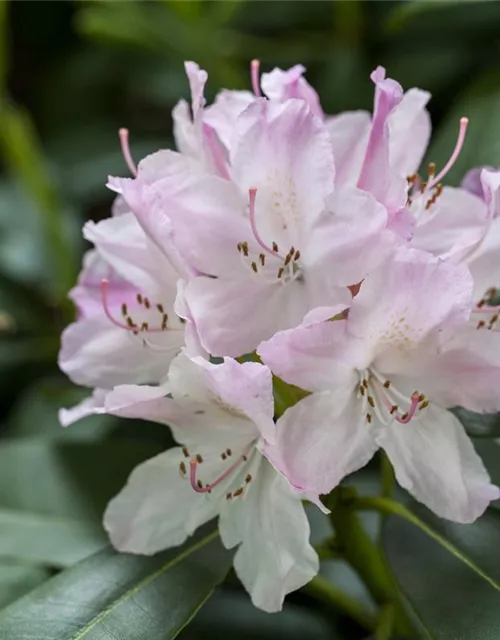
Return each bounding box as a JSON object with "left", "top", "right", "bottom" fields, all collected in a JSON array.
[
  {"left": 327, "top": 487, "right": 413, "bottom": 636},
  {"left": 380, "top": 452, "right": 395, "bottom": 499},
  {"left": 376, "top": 603, "right": 396, "bottom": 640},
  {"left": 304, "top": 574, "right": 377, "bottom": 631}
]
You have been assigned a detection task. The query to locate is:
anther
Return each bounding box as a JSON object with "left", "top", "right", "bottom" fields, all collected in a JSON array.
[
  {"left": 126, "top": 316, "right": 136, "bottom": 329},
  {"left": 477, "top": 320, "right": 486, "bottom": 329},
  {"left": 182, "top": 446, "right": 190, "bottom": 458},
  {"left": 400, "top": 412, "right": 409, "bottom": 421},
  {"left": 294, "top": 250, "right": 301, "bottom": 261},
  {"left": 367, "top": 395, "right": 375, "bottom": 408},
  {"left": 137, "top": 293, "right": 143, "bottom": 305},
  {"left": 419, "top": 400, "right": 429, "bottom": 410},
  {"left": 241, "top": 242, "right": 249, "bottom": 257},
  {"left": 197, "top": 480, "right": 203, "bottom": 489},
  {"left": 428, "top": 162, "right": 436, "bottom": 178},
  {"left": 121, "top": 303, "right": 128, "bottom": 317},
  {"left": 221, "top": 452, "right": 227, "bottom": 460},
  {"left": 196, "top": 454, "right": 203, "bottom": 464},
  {"left": 284, "top": 253, "right": 292, "bottom": 266},
  {"left": 157, "top": 303, "right": 164, "bottom": 313},
  {"left": 366, "top": 413, "right": 372, "bottom": 424},
  {"left": 140, "top": 322, "right": 148, "bottom": 332},
  {"left": 144, "top": 298, "right": 151, "bottom": 309},
  {"left": 251, "top": 262, "right": 258, "bottom": 273},
  {"left": 390, "top": 405, "right": 398, "bottom": 414},
  {"left": 179, "top": 461, "right": 187, "bottom": 475},
  {"left": 259, "top": 253, "right": 266, "bottom": 266},
  {"left": 237, "top": 243, "right": 242, "bottom": 253},
  {"left": 362, "top": 379, "right": 369, "bottom": 389},
  {"left": 277, "top": 267, "right": 284, "bottom": 279},
  {"left": 226, "top": 493, "right": 232, "bottom": 500},
  {"left": 383, "top": 380, "right": 391, "bottom": 389},
  {"left": 226, "top": 449, "right": 232, "bottom": 456},
  {"left": 272, "top": 242, "right": 279, "bottom": 252},
  {"left": 359, "top": 385, "right": 366, "bottom": 396},
  {"left": 233, "top": 487, "right": 244, "bottom": 498},
  {"left": 245, "top": 474, "right": 252, "bottom": 484}
]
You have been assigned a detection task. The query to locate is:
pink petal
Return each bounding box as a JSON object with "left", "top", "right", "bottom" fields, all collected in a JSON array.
[{"left": 261, "top": 64, "right": 324, "bottom": 119}]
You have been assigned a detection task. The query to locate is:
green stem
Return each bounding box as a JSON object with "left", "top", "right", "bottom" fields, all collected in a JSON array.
[
  {"left": 327, "top": 488, "right": 413, "bottom": 636},
  {"left": 376, "top": 603, "right": 396, "bottom": 640},
  {"left": 304, "top": 574, "right": 377, "bottom": 632},
  {"left": 380, "top": 452, "right": 395, "bottom": 499}
]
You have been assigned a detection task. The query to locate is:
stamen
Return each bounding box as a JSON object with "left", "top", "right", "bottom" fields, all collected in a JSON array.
[
  {"left": 427, "top": 117, "right": 469, "bottom": 190},
  {"left": 250, "top": 59, "right": 261, "bottom": 97},
  {"left": 393, "top": 392, "right": 420, "bottom": 424},
  {"left": 101, "top": 279, "right": 137, "bottom": 331},
  {"left": 119, "top": 128, "right": 137, "bottom": 177},
  {"left": 233, "top": 487, "right": 244, "bottom": 498},
  {"left": 189, "top": 453, "right": 247, "bottom": 494}
]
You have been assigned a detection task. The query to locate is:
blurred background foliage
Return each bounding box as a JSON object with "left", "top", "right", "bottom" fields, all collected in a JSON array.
[{"left": 1, "top": 0, "right": 500, "bottom": 637}]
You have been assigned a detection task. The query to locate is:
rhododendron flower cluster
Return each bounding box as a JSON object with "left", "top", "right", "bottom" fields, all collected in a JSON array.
[{"left": 59, "top": 60, "right": 500, "bottom": 612}]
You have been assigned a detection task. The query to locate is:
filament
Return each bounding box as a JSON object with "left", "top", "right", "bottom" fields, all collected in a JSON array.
[
  {"left": 119, "top": 128, "right": 137, "bottom": 177},
  {"left": 251, "top": 59, "right": 262, "bottom": 97},
  {"left": 427, "top": 118, "right": 468, "bottom": 190},
  {"left": 189, "top": 454, "right": 246, "bottom": 494}
]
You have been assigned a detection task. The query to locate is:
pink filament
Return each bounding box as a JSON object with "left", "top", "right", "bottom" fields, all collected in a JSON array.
[
  {"left": 189, "top": 455, "right": 245, "bottom": 494},
  {"left": 393, "top": 392, "right": 420, "bottom": 424},
  {"left": 100, "top": 279, "right": 166, "bottom": 333},
  {"left": 248, "top": 188, "right": 281, "bottom": 257},
  {"left": 119, "top": 128, "right": 138, "bottom": 177},
  {"left": 203, "top": 124, "right": 230, "bottom": 180},
  {"left": 251, "top": 59, "right": 262, "bottom": 97},
  {"left": 427, "top": 118, "right": 468, "bottom": 190}
]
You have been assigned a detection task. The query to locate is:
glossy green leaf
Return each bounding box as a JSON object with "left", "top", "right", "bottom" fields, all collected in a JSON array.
[
  {"left": 0, "top": 438, "right": 162, "bottom": 521},
  {"left": 0, "top": 508, "right": 106, "bottom": 567},
  {"left": 0, "top": 560, "right": 50, "bottom": 610},
  {"left": 0, "top": 529, "right": 232, "bottom": 640},
  {"left": 425, "top": 68, "right": 500, "bottom": 185},
  {"left": 383, "top": 504, "right": 500, "bottom": 639},
  {"left": 452, "top": 407, "right": 500, "bottom": 438}
]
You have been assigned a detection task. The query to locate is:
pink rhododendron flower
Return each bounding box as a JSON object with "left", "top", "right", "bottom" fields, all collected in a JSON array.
[
  {"left": 258, "top": 249, "right": 500, "bottom": 523},
  {"left": 101, "top": 352, "right": 318, "bottom": 612}
]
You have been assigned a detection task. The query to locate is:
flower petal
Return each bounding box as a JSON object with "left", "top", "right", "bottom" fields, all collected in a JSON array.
[
  {"left": 265, "top": 390, "right": 378, "bottom": 495},
  {"left": 219, "top": 460, "right": 319, "bottom": 612},
  {"left": 104, "top": 448, "right": 219, "bottom": 554},
  {"left": 326, "top": 111, "right": 371, "bottom": 186},
  {"left": 59, "top": 389, "right": 107, "bottom": 427},
  {"left": 378, "top": 404, "right": 499, "bottom": 523},
  {"left": 261, "top": 64, "right": 323, "bottom": 118}
]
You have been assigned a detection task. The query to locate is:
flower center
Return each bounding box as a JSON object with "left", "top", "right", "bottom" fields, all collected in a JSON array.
[
  {"left": 236, "top": 188, "right": 303, "bottom": 284},
  {"left": 358, "top": 369, "right": 427, "bottom": 426},
  {"left": 178, "top": 443, "right": 255, "bottom": 500}
]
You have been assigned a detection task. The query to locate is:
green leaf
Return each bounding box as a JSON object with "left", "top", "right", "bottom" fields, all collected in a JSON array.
[
  {"left": 0, "top": 508, "right": 106, "bottom": 568},
  {"left": 0, "top": 529, "right": 232, "bottom": 640},
  {"left": 0, "top": 560, "right": 50, "bottom": 610},
  {"left": 452, "top": 407, "right": 500, "bottom": 438},
  {"left": 383, "top": 504, "right": 500, "bottom": 639},
  {"left": 386, "top": 0, "right": 496, "bottom": 32},
  {"left": 425, "top": 68, "right": 500, "bottom": 185},
  {"left": 0, "top": 438, "right": 162, "bottom": 521}
]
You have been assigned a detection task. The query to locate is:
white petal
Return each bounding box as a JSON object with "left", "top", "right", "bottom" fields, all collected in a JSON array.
[
  {"left": 378, "top": 404, "right": 499, "bottom": 523},
  {"left": 104, "top": 448, "right": 219, "bottom": 554},
  {"left": 219, "top": 460, "right": 319, "bottom": 612}
]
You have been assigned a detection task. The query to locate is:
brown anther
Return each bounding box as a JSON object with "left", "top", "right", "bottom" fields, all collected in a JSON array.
[
  {"left": 428, "top": 162, "right": 436, "bottom": 178},
  {"left": 400, "top": 412, "right": 409, "bottom": 421},
  {"left": 226, "top": 449, "right": 232, "bottom": 456},
  {"left": 294, "top": 250, "right": 301, "bottom": 261},
  {"left": 126, "top": 316, "right": 136, "bottom": 329},
  {"left": 359, "top": 385, "right": 366, "bottom": 396},
  {"left": 144, "top": 298, "right": 151, "bottom": 309},
  {"left": 140, "top": 322, "right": 148, "bottom": 332},
  {"left": 418, "top": 393, "right": 425, "bottom": 402},
  {"left": 182, "top": 446, "right": 190, "bottom": 458},
  {"left": 390, "top": 405, "right": 398, "bottom": 415},
  {"left": 221, "top": 452, "right": 227, "bottom": 460},
  {"left": 196, "top": 454, "right": 203, "bottom": 464},
  {"left": 233, "top": 487, "right": 244, "bottom": 497},
  {"left": 156, "top": 303, "right": 164, "bottom": 313},
  {"left": 277, "top": 267, "right": 284, "bottom": 279},
  {"left": 421, "top": 181, "right": 427, "bottom": 191},
  {"left": 362, "top": 379, "right": 368, "bottom": 389},
  {"left": 272, "top": 241, "right": 279, "bottom": 252},
  {"left": 407, "top": 174, "right": 417, "bottom": 184},
  {"left": 259, "top": 253, "right": 266, "bottom": 266},
  {"left": 197, "top": 480, "right": 203, "bottom": 489},
  {"left": 284, "top": 253, "right": 292, "bottom": 266},
  {"left": 419, "top": 400, "right": 429, "bottom": 410},
  {"left": 241, "top": 242, "right": 249, "bottom": 257},
  {"left": 477, "top": 299, "right": 486, "bottom": 308},
  {"left": 179, "top": 461, "right": 186, "bottom": 475},
  {"left": 121, "top": 303, "right": 128, "bottom": 317},
  {"left": 245, "top": 474, "right": 252, "bottom": 484},
  {"left": 237, "top": 242, "right": 242, "bottom": 253},
  {"left": 477, "top": 320, "right": 486, "bottom": 329},
  {"left": 251, "top": 261, "right": 258, "bottom": 273},
  {"left": 366, "top": 413, "right": 372, "bottom": 424},
  {"left": 490, "top": 313, "right": 499, "bottom": 326},
  {"left": 226, "top": 493, "right": 232, "bottom": 500},
  {"left": 161, "top": 314, "right": 169, "bottom": 331},
  {"left": 383, "top": 380, "right": 391, "bottom": 389},
  {"left": 367, "top": 395, "right": 375, "bottom": 408},
  {"left": 242, "top": 455, "right": 248, "bottom": 461},
  {"left": 136, "top": 293, "right": 143, "bottom": 305}
]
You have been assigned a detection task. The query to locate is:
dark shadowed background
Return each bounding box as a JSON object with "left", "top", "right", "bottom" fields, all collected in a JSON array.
[{"left": 0, "top": 1, "right": 499, "bottom": 638}]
